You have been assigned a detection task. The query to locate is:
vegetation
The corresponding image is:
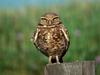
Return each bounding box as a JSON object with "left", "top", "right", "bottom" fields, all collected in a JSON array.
[{"left": 0, "top": 2, "right": 100, "bottom": 75}]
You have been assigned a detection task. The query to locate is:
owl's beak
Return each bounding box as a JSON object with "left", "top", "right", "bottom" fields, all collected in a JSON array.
[{"left": 48, "top": 21, "right": 52, "bottom": 25}]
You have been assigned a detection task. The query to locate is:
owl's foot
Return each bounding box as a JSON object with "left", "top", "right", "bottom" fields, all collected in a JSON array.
[{"left": 56, "top": 55, "right": 60, "bottom": 64}]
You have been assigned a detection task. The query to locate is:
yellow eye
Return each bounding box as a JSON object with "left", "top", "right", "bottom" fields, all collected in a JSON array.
[
  {"left": 53, "top": 18, "right": 60, "bottom": 24},
  {"left": 54, "top": 18, "right": 58, "bottom": 21},
  {"left": 40, "top": 19, "right": 47, "bottom": 25}
]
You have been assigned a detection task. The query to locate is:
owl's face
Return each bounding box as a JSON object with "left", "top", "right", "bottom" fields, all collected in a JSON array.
[{"left": 38, "top": 13, "right": 61, "bottom": 26}]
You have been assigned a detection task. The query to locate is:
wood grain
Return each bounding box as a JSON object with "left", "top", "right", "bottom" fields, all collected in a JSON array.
[{"left": 44, "top": 61, "right": 95, "bottom": 75}]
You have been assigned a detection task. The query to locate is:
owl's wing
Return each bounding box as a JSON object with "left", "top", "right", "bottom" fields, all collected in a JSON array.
[
  {"left": 61, "top": 26, "right": 70, "bottom": 42},
  {"left": 61, "top": 25, "right": 70, "bottom": 49},
  {"left": 34, "top": 29, "right": 40, "bottom": 43},
  {"left": 60, "top": 25, "right": 70, "bottom": 57},
  {"left": 31, "top": 29, "right": 49, "bottom": 56},
  {"left": 31, "top": 28, "right": 40, "bottom": 48}
]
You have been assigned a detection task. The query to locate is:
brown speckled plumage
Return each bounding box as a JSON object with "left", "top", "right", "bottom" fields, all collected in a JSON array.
[{"left": 31, "top": 13, "right": 70, "bottom": 63}]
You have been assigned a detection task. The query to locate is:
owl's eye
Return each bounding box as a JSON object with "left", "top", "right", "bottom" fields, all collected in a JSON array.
[
  {"left": 53, "top": 18, "right": 59, "bottom": 22},
  {"left": 53, "top": 18, "right": 60, "bottom": 24},
  {"left": 40, "top": 19, "right": 47, "bottom": 25}
]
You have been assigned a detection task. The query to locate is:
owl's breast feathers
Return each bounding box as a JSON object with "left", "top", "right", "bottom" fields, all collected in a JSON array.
[{"left": 33, "top": 26, "right": 69, "bottom": 57}]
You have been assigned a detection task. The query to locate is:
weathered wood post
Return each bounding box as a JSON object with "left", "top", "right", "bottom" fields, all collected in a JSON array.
[{"left": 44, "top": 61, "right": 95, "bottom": 75}]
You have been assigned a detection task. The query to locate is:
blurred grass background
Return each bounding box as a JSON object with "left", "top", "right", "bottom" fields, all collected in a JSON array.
[{"left": 0, "top": 0, "right": 100, "bottom": 75}]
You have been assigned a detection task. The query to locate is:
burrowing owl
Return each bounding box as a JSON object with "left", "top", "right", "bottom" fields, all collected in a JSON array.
[{"left": 31, "top": 13, "right": 70, "bottom": 64}]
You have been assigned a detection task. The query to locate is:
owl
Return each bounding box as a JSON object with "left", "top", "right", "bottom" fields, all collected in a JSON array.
[{"left": 31, "top": 13, "right": 70, "bottom": 64}]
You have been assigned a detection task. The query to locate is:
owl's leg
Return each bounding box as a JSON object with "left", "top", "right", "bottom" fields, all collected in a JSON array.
[
  {"left": 56, "top": 56, "right": 60, "bottom": 64},
  {"left": 61, "top": 28, "right": 69, "bottom": 41},
  {"left": 49, "top": 56, "right": 52, "bottom": 64}
]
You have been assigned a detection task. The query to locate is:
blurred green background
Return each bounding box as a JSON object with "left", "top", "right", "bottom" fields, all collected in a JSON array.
[{"left": 0, "top": 0, "right": 100, "bottom": 75}]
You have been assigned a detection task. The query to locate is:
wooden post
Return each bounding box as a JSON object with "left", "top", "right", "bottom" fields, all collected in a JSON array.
[{"left": 44, "top": 61, "right": 95, "bottom": 75}]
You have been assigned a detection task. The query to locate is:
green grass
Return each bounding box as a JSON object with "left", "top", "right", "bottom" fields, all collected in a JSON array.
[{"left": 0, "top": 3, "right": 100, "bottom": 75}]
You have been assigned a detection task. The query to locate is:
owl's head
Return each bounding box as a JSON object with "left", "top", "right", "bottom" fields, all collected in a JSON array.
[{"left": 38, "top": 13, "right": 61, "bottom": 26}]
